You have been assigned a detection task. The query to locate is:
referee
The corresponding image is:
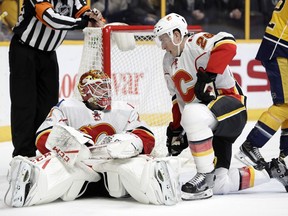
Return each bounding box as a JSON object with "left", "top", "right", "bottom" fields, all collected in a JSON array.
[{"left": 9, "top": 0, "right": 104, "bottom": 157}]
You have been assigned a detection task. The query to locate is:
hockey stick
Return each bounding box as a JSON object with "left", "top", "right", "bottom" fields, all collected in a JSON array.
[{"left": 88, "top": 144, "right": 112, "bottom": 159}]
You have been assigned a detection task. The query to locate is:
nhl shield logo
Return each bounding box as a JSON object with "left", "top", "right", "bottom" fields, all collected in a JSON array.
[{"left": 55, "top": 2, "right": 71, "bottom": 16}]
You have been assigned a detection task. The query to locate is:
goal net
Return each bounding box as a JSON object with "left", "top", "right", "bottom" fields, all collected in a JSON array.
[{"left": 75, "top": 25, "right": 202, "bottom": 157}]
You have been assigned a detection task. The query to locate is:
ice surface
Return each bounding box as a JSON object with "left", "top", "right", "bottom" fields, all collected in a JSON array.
[{"left": 1, "top": 122, "right": 288, "bottom": 216}]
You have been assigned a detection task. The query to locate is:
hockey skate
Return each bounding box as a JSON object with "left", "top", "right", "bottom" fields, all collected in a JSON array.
[
  {"left": 154, "top": 160, "right": 177, "bottom": 205},
  {"left": 5, "top": 159, "right": 32, "bottom": 207},
  {"left": 266, "top": 158, "right": 288, "bottom": 192},
  {"left": 181, "top": 171, "right": 215, "bottom": 200},
  {"left": 235, "top": 141, "right": 267, "bottom": 170}
]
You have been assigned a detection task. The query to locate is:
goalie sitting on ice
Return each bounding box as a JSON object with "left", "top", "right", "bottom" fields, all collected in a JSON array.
[
  {"left": 5, "top": 71, "right": 285, "bottom": 208},
  {"left": 5, "top": 70, "right": 178, "bottom": 207}
]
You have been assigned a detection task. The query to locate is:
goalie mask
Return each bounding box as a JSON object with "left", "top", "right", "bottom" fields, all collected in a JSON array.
[
  {"left": 153, "top": 13, "right": 188, "bottom": 47},
  {"left": 78, "top": 70, "right": 111, "bottom": 110}
]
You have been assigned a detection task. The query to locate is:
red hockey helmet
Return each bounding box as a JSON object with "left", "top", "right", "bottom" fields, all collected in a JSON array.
[{"left": 78, "top": 70, "right": 111, "bottom": 110}]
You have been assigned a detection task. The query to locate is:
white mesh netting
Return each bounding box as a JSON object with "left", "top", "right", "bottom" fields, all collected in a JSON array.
[{"left": 74, "top": 26, "right": 172, "bottom": 157}]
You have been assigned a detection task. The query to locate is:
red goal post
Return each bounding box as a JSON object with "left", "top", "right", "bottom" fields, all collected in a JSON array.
[
  {"left": 101, "top": 25, "right": 203, "bottom": 77},
  {"left": 76, "top": 25, "right": 203, "bottom": 156}
]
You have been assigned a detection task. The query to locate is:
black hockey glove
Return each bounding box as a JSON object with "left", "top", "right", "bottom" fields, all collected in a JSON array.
[
  {"left": 77, "top": 10, "right": 105, "bottom": 29},
  {"left": 166, "top": 125, "right": 188, "bottom": 156},
  {"left": 76, "top": 14, "right": 90, "bottom": 29},
  {"left": 195, "top": 67, "right": 217, "bottom": 103}
]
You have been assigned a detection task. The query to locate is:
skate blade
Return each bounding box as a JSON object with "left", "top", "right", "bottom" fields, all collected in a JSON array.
[
  {"left": 181, "top": 188, "right": 213, "bottom": 200},
  {"left": 11, "top": 161, "right": 31, "bottom": 207},
  {"left": 234, "top": 151, "right": 257, "bottom": 167},
  {"left": 155, "top": 161, "right": 177, "bottom": 206}
]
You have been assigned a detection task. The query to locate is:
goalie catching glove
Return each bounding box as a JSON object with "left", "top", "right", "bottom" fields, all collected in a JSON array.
[
  {"left": 94, "top": 132, "right": 144, "bottom": 159},
  {"left": 195, "top": 67, "right": 217, "bottom": 103},
  {"left": 166, "top": 124, "right": 188, "bottom": 156}
]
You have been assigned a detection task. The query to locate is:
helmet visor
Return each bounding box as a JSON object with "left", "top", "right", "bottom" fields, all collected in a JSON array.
[{"left": 85, "top": 80, "right": 111, "bottom": 109}]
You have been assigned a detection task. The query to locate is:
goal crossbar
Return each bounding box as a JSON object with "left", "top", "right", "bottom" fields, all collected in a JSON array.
[{"left": 102, "top": 25, "right": 203, "bottom": 77}]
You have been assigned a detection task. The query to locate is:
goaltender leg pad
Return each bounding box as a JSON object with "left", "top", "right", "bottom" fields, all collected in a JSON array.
[
  {"left": 5, "top": 154, "right": 72, "bottom": 207},
  {"left": 61, "top": 161, "right": 101, "bottom": 201},
  {"left": 124, "top": 157, "right": 165, "bottom": 204},
  {"left": 45, "top": 124, "right": 93, "bottom": 167},
  {"left": 5, "top": 157, "right": 32, "bottom": 207},
  {"left": 92, "top": 156, "right": 179, "bottom": 205},
  {"left": 91, "top": 158, "right": 137, "bottom": 198},
  {"left": 104, "top": 172, "right": 128, "bottom": 198},
  {"left": 5, "top": 153, "right": 101, "bottom": 207}
]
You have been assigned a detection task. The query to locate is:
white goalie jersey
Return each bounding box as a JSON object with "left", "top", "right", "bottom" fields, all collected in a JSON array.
[
  {"left": 35, "top": 98, "right": 155, "bottom": 155},
  {"left": 5, "top": 98, "right": 161, "bottom": 207}
]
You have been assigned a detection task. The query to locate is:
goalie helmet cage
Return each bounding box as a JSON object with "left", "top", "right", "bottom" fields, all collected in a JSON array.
[{"left": 76, "top": 25, "right": 203, "bottom": 157}]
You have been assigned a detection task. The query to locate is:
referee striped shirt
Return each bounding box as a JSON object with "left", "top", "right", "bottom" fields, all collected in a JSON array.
[{"left": 13, "top": 0, "right": 90, "bottom": 51}]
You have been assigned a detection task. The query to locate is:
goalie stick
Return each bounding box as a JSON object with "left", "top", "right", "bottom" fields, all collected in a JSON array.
[{"left": 88, "top": 144, "right": 112, "bottom": 159}]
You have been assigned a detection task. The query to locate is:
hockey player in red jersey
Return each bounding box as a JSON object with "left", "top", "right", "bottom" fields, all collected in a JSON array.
[
  {"left": 153, "top": 13, "right": 282, "bottom": 200},
  {"left": 5, "top": 70, "right": 179, "bottom": 207}
]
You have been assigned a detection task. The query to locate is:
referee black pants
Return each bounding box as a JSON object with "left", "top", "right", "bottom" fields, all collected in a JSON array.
[{"left": 9, "top": 35, "right": 59, "bottom": 157}]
